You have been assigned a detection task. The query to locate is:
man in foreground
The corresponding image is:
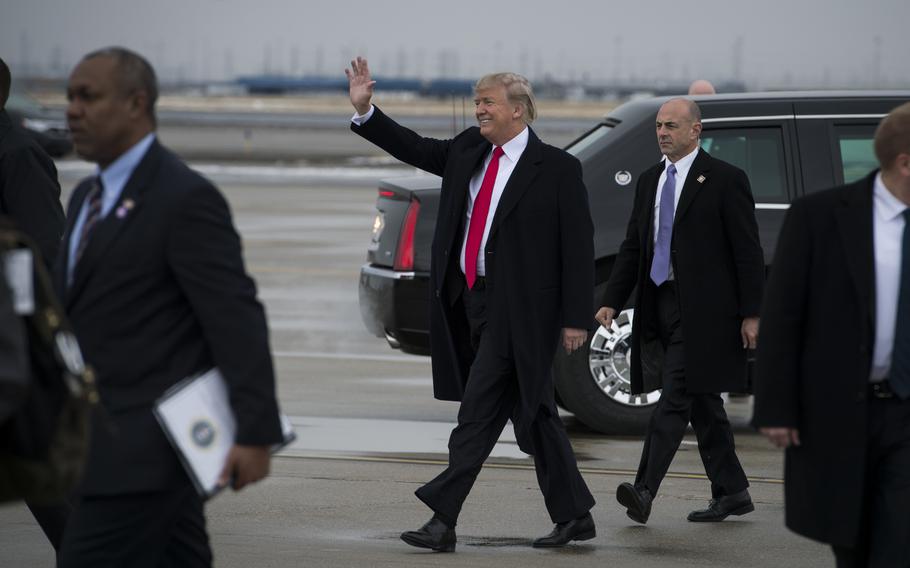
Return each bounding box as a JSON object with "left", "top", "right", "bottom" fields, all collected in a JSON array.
[
  {"left": 57, "top": 47, "right": 283, "bottom": 566},
  {"left": 348, "top": 57, "right": 596, "bottom": 551},
  {"left": 754, "top": 101, "right": 910, "bottom": 567}
]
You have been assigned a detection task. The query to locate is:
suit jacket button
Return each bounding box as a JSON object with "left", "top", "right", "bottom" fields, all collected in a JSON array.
[{"left": 435, "top": 290, "right": 440, "bottom": 298}]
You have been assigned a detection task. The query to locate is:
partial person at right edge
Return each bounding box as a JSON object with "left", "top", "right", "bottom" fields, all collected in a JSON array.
[{"left": 754, "top": 101, "right": 910, "bottom": 567}]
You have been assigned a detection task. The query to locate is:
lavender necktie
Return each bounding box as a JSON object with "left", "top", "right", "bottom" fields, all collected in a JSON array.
[{"left": 650, "top": 163, "right": 677, "bottom": 286}]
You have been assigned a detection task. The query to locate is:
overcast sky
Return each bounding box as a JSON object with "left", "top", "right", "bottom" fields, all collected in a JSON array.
[{"left": 2, "top": 0, "right": 909, "bottom": 89}]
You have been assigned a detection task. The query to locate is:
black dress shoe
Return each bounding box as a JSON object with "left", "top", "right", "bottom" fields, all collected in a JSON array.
[
  {"left": 687, "top": 489, "right": 754, "bottom": 522},
  {"left": 400, "top": 517, "right": 456, "bottom": 552},
  {"left": 532, "top": 512, "right": 596, "bottom": 547},
  {"left": 616, "top": 482, "right": 652, "bottom": 524}
]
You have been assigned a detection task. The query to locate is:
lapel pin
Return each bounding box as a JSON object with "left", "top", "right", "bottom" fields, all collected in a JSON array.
[
  {"left": 115, "top": 198, "right": 136, "bottom": 219},
  {"left": 697, "top": 175, "right": 706, "bottom": 184}
]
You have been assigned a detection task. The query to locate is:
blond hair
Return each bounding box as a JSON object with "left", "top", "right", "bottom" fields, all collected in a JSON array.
[{"left": 474, "top": 72, "right": 537, "bottom": 125}]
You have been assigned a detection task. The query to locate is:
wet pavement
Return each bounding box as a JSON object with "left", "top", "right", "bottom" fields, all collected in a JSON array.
[{"left": 0, "top": 173, "right": 832, "bottom": 567}]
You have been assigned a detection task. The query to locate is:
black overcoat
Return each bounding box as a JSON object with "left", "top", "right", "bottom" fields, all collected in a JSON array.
[
  {"left": 753, "top": 173, "right": 878, "bottom": 547},
  {"left": 352, "top": 108, "right": 594, "bottom": 425},
  {"left": 603, "top": 149, "right": 764, "bottom": 394},
  {"left": 0, "top": 110, "right": 65, "bottom": 264}
]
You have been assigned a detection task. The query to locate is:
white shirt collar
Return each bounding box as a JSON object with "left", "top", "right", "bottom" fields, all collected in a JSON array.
[
  {"left": 662, "top": 144, "right": 700, "bottom": 172},
  {"left": 498, "top": 127, "right": 529, "bottom": 163},
  {"left": 97, "top": 132, "right": 156, "bottom": 191},
  {"left": 874, "top": 171, "right": 909, "bottom": 222}
]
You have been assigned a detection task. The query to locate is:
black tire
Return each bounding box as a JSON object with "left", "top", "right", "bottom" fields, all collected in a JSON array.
[{"left": 553, "top": 309, "right": 659, "bottom": 435}]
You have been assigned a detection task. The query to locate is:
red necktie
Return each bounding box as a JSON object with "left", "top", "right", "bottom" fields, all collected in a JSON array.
[{"left": 465, "top": 146, "right": 504, "bottom": 289}]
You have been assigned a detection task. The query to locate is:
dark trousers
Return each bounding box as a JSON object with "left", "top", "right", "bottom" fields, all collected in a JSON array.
[
  {"left": 832, "top": 395, "right": 910, "bottom": 568},
  {"left": 58, "top": 478, "right": 211, "bottom": 568},
  {"left": 635, "top": 282, "right": 748, "bottom": 497},
  {"left": 415, "top": 280, "right": 595, "bottom": 524}
]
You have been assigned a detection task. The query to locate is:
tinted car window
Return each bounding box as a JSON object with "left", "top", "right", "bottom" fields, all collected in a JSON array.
[
  {"left": 566, "top": 124, "right": 615, "bottom": 158},
  {"left": 700, "top": 128, "right": 788, "bottom": 202},
  {"left": 834, "top": 125, "right": 877, "bottom": 184}
]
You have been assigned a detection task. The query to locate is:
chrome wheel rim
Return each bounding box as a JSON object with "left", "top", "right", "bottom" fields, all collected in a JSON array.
[{"left": 588, "top": 309, "right": 661, "bottom": 407}]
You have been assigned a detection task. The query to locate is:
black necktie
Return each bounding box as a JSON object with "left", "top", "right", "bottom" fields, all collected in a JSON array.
[
  {"left": 74, "top": 178, "right": 103, "bottom": 265},
  {"left": 890, "top": 208, "right": 910, "bottom": 399}
]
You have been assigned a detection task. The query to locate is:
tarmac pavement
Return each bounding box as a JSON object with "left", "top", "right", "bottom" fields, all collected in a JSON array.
[{"left": 0, "top": 175, "right": 833, "bottom": 567}]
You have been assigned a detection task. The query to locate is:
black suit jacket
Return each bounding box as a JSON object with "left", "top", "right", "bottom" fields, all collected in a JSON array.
[
  {"left": 753, "top": 173, "right": 878, "bottom": 547},
  {"left": 603, "top": 149, "right": 764, "bottom": 394},
  {"left": 353, "top": 108, "right": 594, "bottom": 425},
  {"left": 0, "top": 110, "right": 65, "bottom": 265},
  {"left": 55, "top": 140, "right": 282, "bottom": 495}
]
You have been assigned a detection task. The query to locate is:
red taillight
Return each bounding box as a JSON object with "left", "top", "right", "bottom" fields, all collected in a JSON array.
[
  {"left": 394, "top": 198, "right": 420, "bottom": 271},
  {"left": 378, "top": 189, "right": 396, "bottom": 198}
]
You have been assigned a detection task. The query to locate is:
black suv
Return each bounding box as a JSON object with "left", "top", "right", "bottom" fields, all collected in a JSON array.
[{"left": 358, "top": 91, "right": 910, "bottom": 434}]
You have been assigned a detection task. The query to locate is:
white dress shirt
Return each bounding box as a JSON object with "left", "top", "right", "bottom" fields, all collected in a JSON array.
[
  {"left": 352, "top": 105, "right": 529, "bottom": 277},
  {"left": 351, "top": 105, "right": 375, "bottom": 126},
  {"left": 458, "top": 128, "right": 529, "bottom": 276},
  {"left": 653, "top": 145, "right": 700, "bottom": 280},
  {"left": 871, "top": 172, "right": 909, "bottom": 381}
]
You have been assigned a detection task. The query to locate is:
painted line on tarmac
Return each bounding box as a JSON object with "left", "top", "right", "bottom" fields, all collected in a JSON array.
[
  {"left": 277, "top": 452, "right": 784, "bottom": 485},
  {"left": 273, "top": 350, "right": 427, "bottom": 363}
]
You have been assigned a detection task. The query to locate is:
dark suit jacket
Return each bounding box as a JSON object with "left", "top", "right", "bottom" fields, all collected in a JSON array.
[
  {"left": 0, "top": 110, "right": 65, "bottom": 265},
  {"left": 55, "top": 140, "right": 282, "bottom": 495},
  {"left": 753, "top": 173, "right": 878, "bottom": 547},
  {"left": 352, "top": 107, "right": 594, "bottom": 426},
  {"left": 603, "top": 149, "right": 764, "bottom": 394}
]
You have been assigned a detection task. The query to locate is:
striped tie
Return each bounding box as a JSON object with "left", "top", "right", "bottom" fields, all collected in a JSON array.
[{"left": 74, "top": 178, "right": 104, "bottom": 265}]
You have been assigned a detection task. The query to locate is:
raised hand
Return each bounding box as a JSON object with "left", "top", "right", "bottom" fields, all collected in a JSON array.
[{"left": 345, "top": 56, "right": 376, "bottom": 116}]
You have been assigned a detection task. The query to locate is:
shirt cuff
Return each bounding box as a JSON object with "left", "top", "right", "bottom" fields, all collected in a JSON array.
[{"left": 351, "top": 105, "right": 375, "bottom": 126}]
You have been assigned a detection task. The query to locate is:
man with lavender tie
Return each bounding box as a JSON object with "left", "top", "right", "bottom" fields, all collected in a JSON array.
[
  {"left": 348, "top": 57, "right": 596, "bottom": 551},
  {"left": 595, "top": 98, "right": 764, "bottom": 525}
]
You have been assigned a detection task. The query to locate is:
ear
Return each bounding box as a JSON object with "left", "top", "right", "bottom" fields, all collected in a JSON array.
[
  {"left": 128, "top": 89, "right": 149, "bottom": 119},
  {"left": 512, "top": 102, "right": 524, "bottom": 121},
  {"left": 692, "top": 121, "right": 703, "bottom": 138},
  {"left": 897, "top": 152, "right": 910, "bottom": 177}
]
